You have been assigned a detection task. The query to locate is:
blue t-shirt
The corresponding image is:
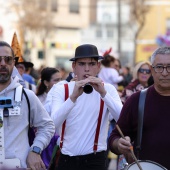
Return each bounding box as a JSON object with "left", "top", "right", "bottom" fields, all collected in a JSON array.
[{"left": 23, "top": 74, "right": 36, "bottom": 85}]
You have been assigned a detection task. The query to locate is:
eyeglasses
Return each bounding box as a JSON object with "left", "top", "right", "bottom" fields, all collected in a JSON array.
[
  {"left": 0, "top": 56, "right": 14, "bottom": 65},
  {"left": 138, "top": 68, "right": 151, "bottom": 74},
  {"left": 152, "top": 65, "right": 170, "bottom": 73}
]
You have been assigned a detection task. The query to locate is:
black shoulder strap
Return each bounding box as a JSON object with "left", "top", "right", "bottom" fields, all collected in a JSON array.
[
  {"left": 29, "top": 83, "right": 32, "bottom": 90},
  {"left": 23, "top": 88, "right": 31, "bottom": 126},
  {"left": 136, "top": 88, "right": 148, "bottom": 158}
]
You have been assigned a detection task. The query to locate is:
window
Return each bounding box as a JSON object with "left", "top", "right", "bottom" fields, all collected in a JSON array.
[
  {"left": 96, "top": 29, "right": 102, "bottom": 38},
  {"left": 166, "top": 18, "right": 170, "bottom": 35},
  {"left": 56, "top": 57, "right": 72, "bottom": 71},
  {"left": 121, "top": 51, "right": 134, "bottom": 66},
  {"left": 39, "top": 0, "right": 47, "bottom": 10},
  {"left": 51, "top": 0, "right": 57, "bottom": 12},
  {"left": 24, "top": 49, "right": 31, "bottom": 60},
  {"left": 51, "top": 43, "right": 56, "bottom": 48},
  {"left": 69, "top": 0, "right": 79, "bottom": 13},
  {"left": 103, "top": 13, "right": 112, "bottom": 23},
  {"left": 107, "top": 29, "right": 113, "bottom": 38},
  {"left": 167, "top": 18, "right": 170, "bottom": 28},
  {"left": 38, "top": 50, "right": 44, "bottom": 59}
]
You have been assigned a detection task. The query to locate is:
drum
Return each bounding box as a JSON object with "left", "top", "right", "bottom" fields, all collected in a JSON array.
[{"left": 124, "top": 160, "right": 167, "bottom": 170}]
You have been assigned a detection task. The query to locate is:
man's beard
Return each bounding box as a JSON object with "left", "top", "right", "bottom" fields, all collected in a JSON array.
[{"left": 0, "top": 68, "right": 11, "bottom": 84}]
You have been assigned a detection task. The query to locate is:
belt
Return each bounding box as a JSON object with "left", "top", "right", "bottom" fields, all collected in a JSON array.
[{"left": 61, "top": 151, "right": 106, "bottom": 159}]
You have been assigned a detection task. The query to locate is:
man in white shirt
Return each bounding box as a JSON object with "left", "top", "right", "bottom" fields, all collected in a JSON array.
[{"left": 51, "top": 44, "right": 122, "bottom": 170}]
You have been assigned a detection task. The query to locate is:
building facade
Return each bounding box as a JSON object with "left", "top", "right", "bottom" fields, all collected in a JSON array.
[
  {"left": 136, "top": 0, "right": 170, "bottom": 63},
  {"left": 2, "top": 0, "right": 168, "bottom": 69}
]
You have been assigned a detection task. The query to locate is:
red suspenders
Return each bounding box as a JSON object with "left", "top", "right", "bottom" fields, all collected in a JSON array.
[
  {"left": 93, "top": 99, "right": 104, "bottom": 153},
  {"left": 59, "top": 84, "right": 68, "bottom": 148},
  {"left": 60, "top": 83, "right": 104, "bottom": 153}
]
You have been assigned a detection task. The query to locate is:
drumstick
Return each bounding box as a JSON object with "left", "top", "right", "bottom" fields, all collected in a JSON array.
[{"left": 116, "top": 124, "right": 143, "bottom": 170}]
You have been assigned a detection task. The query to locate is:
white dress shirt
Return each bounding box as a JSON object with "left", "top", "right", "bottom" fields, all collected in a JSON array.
[{"left": 51, "top": 81, "right": 122, "bottom": 156}]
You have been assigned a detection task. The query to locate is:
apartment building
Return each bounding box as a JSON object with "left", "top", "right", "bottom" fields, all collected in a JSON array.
[
  {"left": 28, "top": 0, "right": 93, "bottom": 70},
  {"left": 0, "top": 0, "right": 94, "bottom": 70},
  {"left": 81, "top": 0, "right": 134, "bottom": 66}
]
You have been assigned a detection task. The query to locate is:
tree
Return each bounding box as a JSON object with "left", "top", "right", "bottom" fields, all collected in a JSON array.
[
  {"left": 126, "top": 0, "right": 150, "bottom": 66},
  {"left": 8, "top": 0, "right": 55, "bottom": 62}
]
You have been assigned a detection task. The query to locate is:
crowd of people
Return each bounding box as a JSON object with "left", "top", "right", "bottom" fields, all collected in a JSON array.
[{"left": 0, "top": 35, "right": 170, "bottom": 170}]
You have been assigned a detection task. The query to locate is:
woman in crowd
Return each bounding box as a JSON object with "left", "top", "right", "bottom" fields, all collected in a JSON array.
[
  {"left": 113, "top": 58, "right": 121, "bottom": 72},
  {"left": 98, "top": 54, "right": 123, "bottom": 89},
  {"left": 36, "top": 67, "right": 62, "bottom": 104},
  {"left": 121, "top": 61, "right": 152, "bottom": 104},
  {"left": 36, "top": 67, "right": 62, "bottom": 169}
]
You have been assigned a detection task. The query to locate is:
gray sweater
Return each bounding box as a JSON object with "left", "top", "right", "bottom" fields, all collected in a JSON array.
[{"left": 1, "top": 76, "right": 55, "bottom": 168}]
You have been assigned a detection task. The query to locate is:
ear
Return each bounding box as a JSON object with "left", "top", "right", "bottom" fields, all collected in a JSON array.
[{"left": 44, "top": 80, "right": 49, "bottom": 87}]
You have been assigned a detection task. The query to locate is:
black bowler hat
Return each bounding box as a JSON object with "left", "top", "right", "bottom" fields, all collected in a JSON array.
[
  {"left": 69, "top": 44, "right": 103, "bottom": 61},
  {"left": 18, "top": 61, "right": 34, "bottom": 68},
  {"left": 15, "top": 57, "right": 34, "bottom": 68}
]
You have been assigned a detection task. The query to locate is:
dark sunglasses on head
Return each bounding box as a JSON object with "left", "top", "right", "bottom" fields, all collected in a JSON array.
[
  {"left": 16, "top": 65, "right": 25, "bottom": 70},
  {"left": 138, "top": 68, "right": 151, "bottom": 74},
  {"left": 0, "top": 56, "right": 14, "bottom": 65}
]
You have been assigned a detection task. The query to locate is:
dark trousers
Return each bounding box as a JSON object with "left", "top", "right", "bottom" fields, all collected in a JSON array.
[{"left": 56, "top": 151, "right": 107, "bottom": 170}]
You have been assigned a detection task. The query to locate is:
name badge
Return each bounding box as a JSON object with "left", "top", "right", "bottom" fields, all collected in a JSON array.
[{"left": 3, "top": 107, "right": 21, "bottom": 117}]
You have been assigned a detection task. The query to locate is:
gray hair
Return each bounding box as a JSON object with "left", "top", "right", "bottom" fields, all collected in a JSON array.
[{"left": 150, "top": 47, "right": 170, "bottom": 64}]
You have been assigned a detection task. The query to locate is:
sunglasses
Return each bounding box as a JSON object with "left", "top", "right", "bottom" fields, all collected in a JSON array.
[
  {"left": 138, "top": 68, "right": 151, "bottom": 74},
  {"left": 16, "top": 65, "right": 25, "bottom": 70},
  {"left": 0, "top": 56, "right": 14, "bottom": 65}
]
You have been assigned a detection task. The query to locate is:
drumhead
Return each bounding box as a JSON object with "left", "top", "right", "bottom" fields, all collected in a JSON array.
[{"left": 126, "top": 160, "right": 167, "bottom": 170}]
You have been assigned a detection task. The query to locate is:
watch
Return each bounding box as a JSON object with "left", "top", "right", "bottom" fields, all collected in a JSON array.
[{"left": 31, "top": 146, "right": 41, "bottom": 155}]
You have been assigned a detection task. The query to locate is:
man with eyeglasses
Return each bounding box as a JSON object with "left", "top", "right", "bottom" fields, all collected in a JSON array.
[
  {"left": 108, "top": 46, "right": 170, "bottom": 169},
  {"left": 0, "top": 41, "right": 55, "bottom": 169}
]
